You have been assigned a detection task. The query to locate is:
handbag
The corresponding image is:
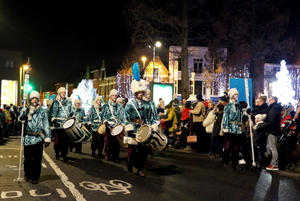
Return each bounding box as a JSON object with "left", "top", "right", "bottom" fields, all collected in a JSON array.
[{"left": 187, "top": 135, "right": 197, "bottom": 143}]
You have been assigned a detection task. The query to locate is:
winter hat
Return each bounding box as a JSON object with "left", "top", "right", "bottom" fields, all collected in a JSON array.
[
  {"left": 117, "top": 97, "right": 123, "bottom": 103},
  {"left": 46, "top": 99, "right": 53, "bottom": 106},
  {"left": 109, "top": 89, "right": 119, "bottom": 96},
  {"left": 131, "top": 79, "right": 147, "bottom": 94},
  {"left": 227, "top": 88, "right": 239, "bottom": 99},
  {"left": 219, "top": 95, "right": 229, "bottom": 102},
  {"left": 29, "top": 91, "right": 40, "bottom": 100},
  {"left": 94, "top": 96, "right": 102, "bottom": 103},
  {"left": 196, "top": 94, "right": 204, "bottom": 101},
  {"left": 255, "top": 114, "right": 267, "bottom": 122},
  {"left": 74, "top": 99, "right": 82, "bottom": 105},
  {"left": 57, "top": 87, "right": 66, "bottom": 94}
]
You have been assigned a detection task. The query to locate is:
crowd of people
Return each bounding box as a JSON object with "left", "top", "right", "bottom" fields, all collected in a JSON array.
[
  {"left": 158, "top": 89, "right": 300, "bottom": 171},
  {"left": 1, "top": 79, "right": 300, "bottom": 184}
]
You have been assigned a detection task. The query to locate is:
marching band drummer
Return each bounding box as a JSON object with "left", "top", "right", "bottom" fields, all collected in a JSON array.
[
  {"left": 87, "top": 96, "right": 104, "bottom": 157},
  {"left": 49, "top": 87, "right": 74, "bottom": 161},
  {"left": 70, "top": 99, "right": 85, "bottom": 154},
  {"left": 101, "top": 89, "right": 127, "bottom": 163},
  {"left": 123, "top": 63, "right": 158, "bottom": 177}
]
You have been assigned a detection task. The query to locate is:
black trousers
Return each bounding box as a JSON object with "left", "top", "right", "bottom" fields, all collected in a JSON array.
[{"left": 24, "top": 141, "right": 44, "bottom": 181}]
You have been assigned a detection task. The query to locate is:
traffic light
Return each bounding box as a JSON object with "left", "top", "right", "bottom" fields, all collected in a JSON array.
[{"left": 26, "top": 83, "right": 33, "bottom": 92}]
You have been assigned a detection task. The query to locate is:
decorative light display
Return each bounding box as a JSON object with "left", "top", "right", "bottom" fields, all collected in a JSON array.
[
  {"left": 273, "top": 60, "right": 296, "bottom": 105},
  {"left": 70, "top": 79, "right": 98, "bottom": 113},
  {"left": 117, "top": 71, "right": 133, "bottom": 99}
]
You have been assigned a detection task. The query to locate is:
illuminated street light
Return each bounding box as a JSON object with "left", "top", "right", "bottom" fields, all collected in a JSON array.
[
  {"left": 141, "top": 56, "right": 147, "bottom": 69},
  {"left": 149, "top": 41, "right": 162, "bottom": 82}
]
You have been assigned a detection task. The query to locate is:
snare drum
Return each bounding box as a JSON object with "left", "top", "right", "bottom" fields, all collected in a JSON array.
[
  {"left": 81, "top": 124, "right": 92, "bottom": 141},
  {"left": 62, "top": 118, "right": 85, "bottom": 143},
  {"left": 136, "top": 124, "right": 152, "bottom": 143},
  {"left": 111, "top": 124, "right": 125, "bottom": 148}
]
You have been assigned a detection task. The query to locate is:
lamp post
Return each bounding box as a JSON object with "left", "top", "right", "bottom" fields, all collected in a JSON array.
[
  {"left": 149, "top": 41, "right": 161, "bottom": 82},
  {"left": 141, "top": 56, "right": 147, "bottom": 69}
]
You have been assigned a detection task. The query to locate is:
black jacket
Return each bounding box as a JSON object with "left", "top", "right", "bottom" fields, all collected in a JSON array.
[{"left": 264, "top": 103, "right": 283, "bottom": 136}]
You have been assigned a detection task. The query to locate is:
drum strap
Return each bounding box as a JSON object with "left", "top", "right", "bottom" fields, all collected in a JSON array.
[
  {"left": 58, "top": 100, "right": 68, "bottom": 117},
  {"left": 108, "top": 102, "right": 118, "bottom": 123},
  {"left": 94, "top": 107, "right": 101, "bottom": 121},
  {"left": 130, "top": 101, "right": 141, "bottom": 120}
]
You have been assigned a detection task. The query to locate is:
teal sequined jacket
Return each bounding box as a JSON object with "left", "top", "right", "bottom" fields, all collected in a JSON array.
[
  {"left": 74, "top": 107, "right": 86, "bottom": 123},
  {"left": 49, "top": 99, "right": 74, "bottom": 129},
  {"left": 101, "top": 101, "right": 127, "bottom": 128},
  {"left": 86, "top": 105, "right": 102, "bottom": 131},
  {"left": 222, "top": 102, "right": 243, "bottom": 134},
  {"left": 19, "top": 106, "right": 51, "bottom": 146}
]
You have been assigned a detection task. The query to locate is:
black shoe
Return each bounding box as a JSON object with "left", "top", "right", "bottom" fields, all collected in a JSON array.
[
  {"left": 31, "top": 180, "right": 39, "bottom": 184},
  {"left": 62, "top": 156, "right": 68, "bottom": 161},
  {"left": 55, "top": 154, "right": 60, "bottom": 160},
  {"left": 92, "top": 151, "right": 95, "bottom": 156}
]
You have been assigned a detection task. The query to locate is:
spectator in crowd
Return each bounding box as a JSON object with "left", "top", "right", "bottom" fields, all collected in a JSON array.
[
  {"left": 264, "top": 96, "right": 283, "bottom": 171},
  {"left": 203, "top": 101, "right": 216, "bottom": 155},
  {"left": 253, "top": 114, "right": 267, "bottom": 169},
  {"left": 157, "top": 99, "right": 165, "bottom": 119},
  {"left": 211, "top": 104, "right": 225, "bottom": 158},
  {"left": 161, "top": 104, "right": 178, "bottom": 146},
  {"left": 189, "top": 94, "right": 207, "bottom": 153}
]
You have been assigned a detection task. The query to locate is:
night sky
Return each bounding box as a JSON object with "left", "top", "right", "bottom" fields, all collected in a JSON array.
[
  {"left": 0, "top": 1, "right": 131, "bottom": 91},
  {"left": 0, "top": 0, "right": 299, "bottom": 92}
]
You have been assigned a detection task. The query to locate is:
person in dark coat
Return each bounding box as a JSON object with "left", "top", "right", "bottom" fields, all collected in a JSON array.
[{"left": 264, "top": 96, "right": 283, "bottom": 171}]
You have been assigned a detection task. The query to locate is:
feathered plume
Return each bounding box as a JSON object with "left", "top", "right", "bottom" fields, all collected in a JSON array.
[
  {"left": 132, "top": 62, "right": 140, "bottom": 81},
  {"left": 49, "top": 94, "right": 56, "bottom": 100}
]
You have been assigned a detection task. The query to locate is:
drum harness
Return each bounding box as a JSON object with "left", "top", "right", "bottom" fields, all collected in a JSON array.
[
  {"left": 55, "top": 100, "right": 70, "bottom": 125},
  {"left": 129, "top": 101, "right": 145, "bottom": 126}
]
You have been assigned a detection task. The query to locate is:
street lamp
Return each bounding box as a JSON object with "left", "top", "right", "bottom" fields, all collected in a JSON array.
[
  {"left": 141, "top": 56, "right": 147, "bottom": 69},
  {"left": 149, "top": 41, "right": 161, "bottom": 82}
]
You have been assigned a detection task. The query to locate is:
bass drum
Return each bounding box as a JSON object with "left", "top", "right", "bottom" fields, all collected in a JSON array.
[{"left": 62, "top": 118, "right": 85, "bottom": 143}]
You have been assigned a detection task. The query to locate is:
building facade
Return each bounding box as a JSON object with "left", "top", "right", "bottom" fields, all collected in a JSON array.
[
  {"left": 168, "top": 46, "right": 227, "bottom": 99},
  {"left": 0, "top": 49, "right": 23, "bottom": 107}
]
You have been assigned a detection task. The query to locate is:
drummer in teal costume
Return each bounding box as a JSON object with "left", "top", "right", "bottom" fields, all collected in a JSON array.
[
  {"left": 101, "top": 89, "right": 127, "bottom": 162},
  {"left": 69, "top": 98, "right": 85, "bottom": 153},
  {"left": 18, "top": 91, "right": 51, "bottom": 184},
  {"left": 49, "top": 87, "right": 74, "bottom": 161},
  {"left": 123, "top": 62, "right": 159, "bottom": 177},
  {"left": 87, "top": 96, "right": 104, "bottom": 157}
]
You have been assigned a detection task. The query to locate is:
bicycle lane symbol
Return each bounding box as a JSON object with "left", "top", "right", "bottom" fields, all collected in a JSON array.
[{"left": 79, "top": 180, "right": 132, "bottom": 195}]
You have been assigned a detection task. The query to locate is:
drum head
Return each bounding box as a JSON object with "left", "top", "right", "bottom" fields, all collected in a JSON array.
[
  {"left": 111, "top": 125, "right": 124, "bottom": 136},
  {"left": 98, "top": 124, "right": 106, "bottom": 134},
  {"left": 62, "top": 118, "right": 75, "bottom": 129},
  {"left": 136, "top": 124, "right": 151, "bottom": 142}
]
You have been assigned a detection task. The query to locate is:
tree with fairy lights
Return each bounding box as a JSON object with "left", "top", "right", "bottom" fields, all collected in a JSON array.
[{"left": 273, "top": 60, "right": 296, "bottom": 106}]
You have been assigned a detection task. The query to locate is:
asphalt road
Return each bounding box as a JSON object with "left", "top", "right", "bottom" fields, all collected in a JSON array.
[{"left": 1, "top": 136, "right": 300, "bottom": 201}]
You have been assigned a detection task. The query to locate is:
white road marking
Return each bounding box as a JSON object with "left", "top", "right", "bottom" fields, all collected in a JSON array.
[
  {"left": 43, "top": 150, "right": 86, "bottom": 201},
  {"left": 0, "top": 155, "right": 3, "bottom": 158},
  {"left": 42, "top": 163, "right": 47, "bottom": 168},
  {"left": 56, "top": 188, "right": 67, "bottom": 198}
]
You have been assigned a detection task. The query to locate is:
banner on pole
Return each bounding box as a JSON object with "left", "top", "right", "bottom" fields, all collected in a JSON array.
[{"left": 229, "top": 78, "right": 253, "bottom": 109}]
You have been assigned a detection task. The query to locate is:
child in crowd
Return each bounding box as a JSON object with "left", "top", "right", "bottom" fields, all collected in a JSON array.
[{"left": 253, "top": 114, "right": 267, "bottom": 169}]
